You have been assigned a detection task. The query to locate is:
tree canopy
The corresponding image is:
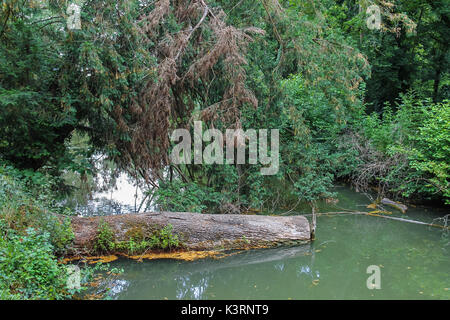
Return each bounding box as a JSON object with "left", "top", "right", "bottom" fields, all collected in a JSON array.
[{"left": 0, "top": 0, "right": 448, "bottom": 209}]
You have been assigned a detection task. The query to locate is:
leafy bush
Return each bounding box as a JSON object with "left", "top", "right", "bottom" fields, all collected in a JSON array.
[
  {"left": 93, "top": 220, "right": 116, "bottom": 253},
  {"left": 0, "top": 163, "right": 123, "bottom": 299},
  {"left": 353, "top": 94, "right": 449, "bottom": 203},
  {"left": 157, "top": 224, "right": 180, "bottom": 250},
  {"left": 0, "top": 225, "right": 122, "bottom": 300},
  {"left": 406, "top": 100, "right": 450, "bottom": 202},
  {"left": 0, "top": 227, "right": 72, "bottom": 299},
  {"left": 0, "top": 164, "right": 74, "bottom": 253}
]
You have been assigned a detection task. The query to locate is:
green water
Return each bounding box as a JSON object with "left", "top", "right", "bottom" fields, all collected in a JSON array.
[{"left": 106, "top": 187, "right": 449, "bottom": 300}]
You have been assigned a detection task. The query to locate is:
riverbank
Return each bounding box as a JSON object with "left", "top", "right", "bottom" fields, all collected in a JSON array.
[{"left": 66, "top": 212, "right": 310, "bottom": 258}]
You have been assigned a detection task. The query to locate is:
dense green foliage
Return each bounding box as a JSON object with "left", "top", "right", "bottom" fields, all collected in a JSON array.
[
  {"left": 357, "top": 95, "right": 450, "bottom": 203},
  {"left": 0, "top": 228, "right": 73, "bottom": 299},
  {"left": 0, "top": 164, "right": 74, "bottom": 253},
  {"left": 150, "top": 0, "right": 449, "bottom": 210},
  {"left": 0, "top": 164, "right": 119, "bottom": 299},
  {"left": 0, "top": 0, "right": 448, "bottom": 299},
  {"left": 1, "top": 0, "right": 448, "bottom": 210}
]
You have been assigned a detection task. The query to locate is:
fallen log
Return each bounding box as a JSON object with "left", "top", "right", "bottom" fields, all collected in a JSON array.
[
  {"left": 69, "top": 211, "right": 311, "bottom": 255},
  {"left": 381, "top": 198, "right": 408, "bottom": 214}
]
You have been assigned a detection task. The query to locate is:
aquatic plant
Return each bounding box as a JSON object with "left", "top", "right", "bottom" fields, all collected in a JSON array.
[{"left": 93, "top": 221, "right": 181, "bottom": 255}]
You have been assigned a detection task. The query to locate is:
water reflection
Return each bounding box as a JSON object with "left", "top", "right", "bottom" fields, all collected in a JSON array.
[
  {"left": 108, "top": 212, "right": 449, "bottom": 300},
  {"left": 176, "top": 277, "right": 209, "bottom": 300},
  {"left": 274, "top": 262, "right": 285, "bottom": 272},
  {"left": 67, "top": 172, "right": 152, "bottom": 216},
  {"left": 109, "top": 279, "right": 130, "bottom": 295},
  {"left": 109, "top": 245, "right": 316, "bottom": 300},
  {"left": 80, "top": 184, "right": 449, "bottom": 300}
]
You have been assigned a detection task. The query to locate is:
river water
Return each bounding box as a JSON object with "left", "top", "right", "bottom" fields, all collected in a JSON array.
[{"left": 94, "top": 186, "right": 449, "bottom": 300}]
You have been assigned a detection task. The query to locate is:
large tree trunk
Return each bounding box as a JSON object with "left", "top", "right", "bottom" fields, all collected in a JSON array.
[{"left": 70, "top": 212, "right": 311, "bottom": 255}]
